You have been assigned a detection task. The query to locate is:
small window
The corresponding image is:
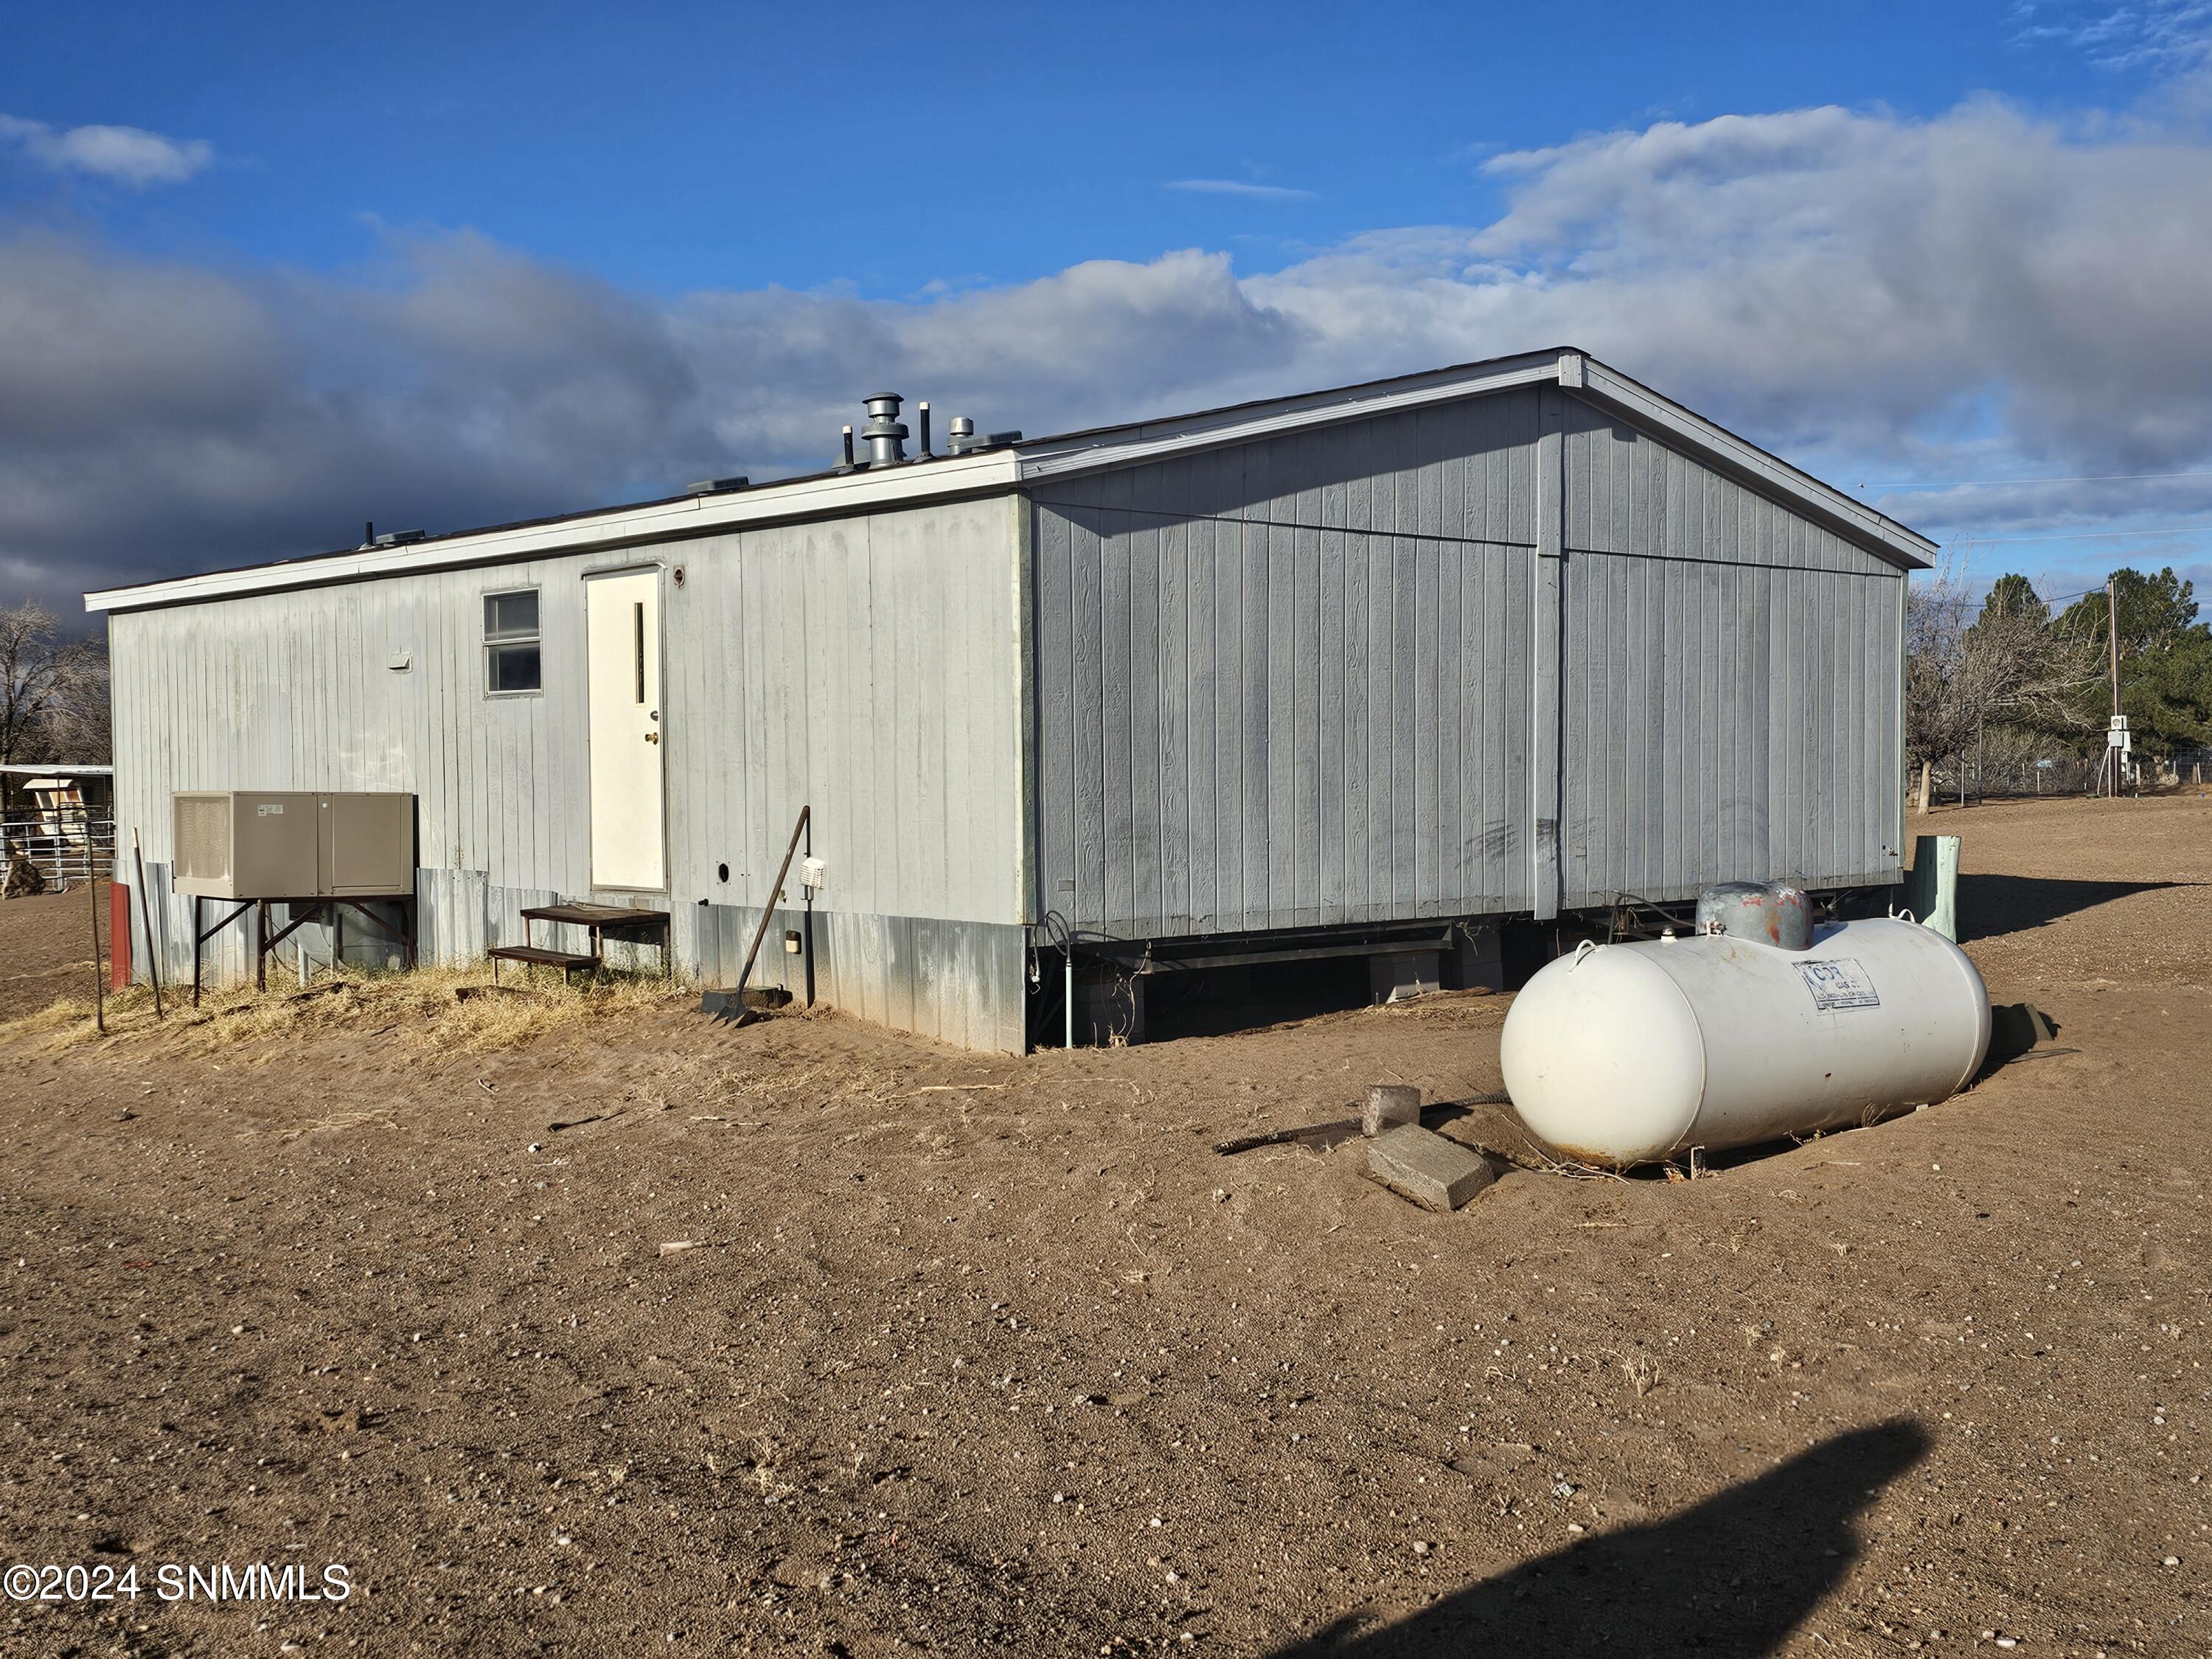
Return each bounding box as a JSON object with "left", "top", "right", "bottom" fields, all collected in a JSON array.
[{"left": 484, "top": 588, "right": 541, "bottom": 695}]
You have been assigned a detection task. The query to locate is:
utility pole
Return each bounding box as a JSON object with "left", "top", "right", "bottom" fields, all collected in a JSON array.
[{"left": 2106, "top": 575, "right": 2124, "bottom": 797}]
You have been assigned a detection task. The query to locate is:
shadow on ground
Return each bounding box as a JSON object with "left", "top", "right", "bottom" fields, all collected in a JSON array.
[
  {"left": 1270, "top": 1419, "right": 1929, "bottom": 1659},
  {"left": 1955, "top": 874, "right": 2185, "bottom": 942}
]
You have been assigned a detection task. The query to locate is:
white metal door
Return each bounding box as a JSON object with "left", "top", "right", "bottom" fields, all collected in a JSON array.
[{"left": 585, "top": 568, "right": 666, "bottom": 890}]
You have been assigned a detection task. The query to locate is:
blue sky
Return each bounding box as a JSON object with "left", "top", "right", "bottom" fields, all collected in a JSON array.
[
  {"left": 0, "top": 3, "right": 2087, "bottom": 293},
  {"left": 4, "top": 1, "right": 2211, "bottom": 611}
]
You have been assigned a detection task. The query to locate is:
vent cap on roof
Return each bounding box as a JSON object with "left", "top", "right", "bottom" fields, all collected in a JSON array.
[
  {"left": 944, "top": 417, "right": 1022, "bottom": 455},
  {"left": 859, "top": 394, "right": 909, "bottom": 467}
]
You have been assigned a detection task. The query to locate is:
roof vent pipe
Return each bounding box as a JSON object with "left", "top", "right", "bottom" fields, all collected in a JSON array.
[
  {"left": 839, "top": 426, "right": 857, "bottom": 473},
  {"left": 917, "top": 401, "right": 932, "bottom": 460},
  {"left": 859, "top": 394, "right": 908, "bottom": 467},
  {"left": 946, "top": 416, "right": 975, "bottom": 454}
]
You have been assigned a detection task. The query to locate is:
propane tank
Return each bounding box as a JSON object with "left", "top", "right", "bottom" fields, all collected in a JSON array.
[{"left": 1500, "top": 894, "right": 1990, "bottom": 1167}]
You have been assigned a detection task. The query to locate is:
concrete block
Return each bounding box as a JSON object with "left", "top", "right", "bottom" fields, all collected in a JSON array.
[
  {"left": 1074, "top": 970, "right": 1144, "bottom": 1046},
  {"left": 1367, "top": 1124, "right": 1497, "bottom": 1211},
  {"left": 1369, "top": 948, "right": 1441, "bottom": 1004},
  {"left": 1447, "top": 923, "right": 1505, "bottom": 992},
  {"left": 1363, "top": 1083, "right": 1422, "bottom": 1137}
]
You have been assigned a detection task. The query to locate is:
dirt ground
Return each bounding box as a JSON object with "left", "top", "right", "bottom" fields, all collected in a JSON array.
[
  {"left": 0, "top": 880, "right": 105, "bottom": 1025},
  {"left": 0, "top": 796, "right": 2205, "bottom": 1658}
]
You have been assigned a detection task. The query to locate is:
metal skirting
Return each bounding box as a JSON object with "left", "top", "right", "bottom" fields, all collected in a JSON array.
[{"left": 425, "top": 871, "right": 1031, "bottom": 1053}]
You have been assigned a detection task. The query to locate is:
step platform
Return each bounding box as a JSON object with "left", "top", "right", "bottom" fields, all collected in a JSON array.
[
  {"left": 486, "top": 943, "right": 600, "bottom": 981},
  {"left": 488, "top": 900, "right": 672, "bottom": 983}
]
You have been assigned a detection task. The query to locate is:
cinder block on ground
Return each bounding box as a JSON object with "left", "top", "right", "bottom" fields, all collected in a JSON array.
[
  {"left": 1367, "top": 1124, "right": 1497, "bottom": 1211},
  {"left": 1447, "top": 923, "right": 1506, "bottom": 992},
  {"left": 1368, "top": 948, "right": 1442, "bottom": 1004},
  {"left": 1074, "top": 971, "right": 1145, "bottom": 1046},
  {"left": 1363, "top": 1084, "right": 1422, "bottom": 1137}
]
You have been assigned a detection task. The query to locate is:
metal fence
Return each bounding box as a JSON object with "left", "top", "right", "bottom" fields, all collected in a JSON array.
[
  {"left": 1914, "top": 748, "right": 2205, "bottom": 806},
  {"left": 1969, "top": 756, "right": 2100, "bottom": 799},
  {"left": 2165, "top": 750, "right": 2212, "bottom": 787},
  {"left": 1, "top": 810, "right": 115, "bottom": 890}
]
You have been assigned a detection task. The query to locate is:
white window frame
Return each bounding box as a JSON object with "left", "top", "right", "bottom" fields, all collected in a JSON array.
[{"left": 483, "top": 587, "right": 543, "bottom": 697}]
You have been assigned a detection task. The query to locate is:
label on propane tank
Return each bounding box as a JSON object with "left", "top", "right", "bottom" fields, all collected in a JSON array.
[{"left": 1795, "top": 958, "right": 1879, "bottom": 1011}]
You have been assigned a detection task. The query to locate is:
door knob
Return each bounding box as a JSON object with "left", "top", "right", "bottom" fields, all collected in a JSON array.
[{"left": 644, "top": 731, "right": 660, "bottom": 745}]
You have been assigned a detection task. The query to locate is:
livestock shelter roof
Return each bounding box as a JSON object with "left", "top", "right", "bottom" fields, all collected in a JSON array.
[{"left": 84, "top": 349, "right": 1934, "bottom": 616}]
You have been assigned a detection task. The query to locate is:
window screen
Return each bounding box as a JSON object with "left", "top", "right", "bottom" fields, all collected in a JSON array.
[{"left": 484, "top": 588, "right": 541, "bottom": 693}]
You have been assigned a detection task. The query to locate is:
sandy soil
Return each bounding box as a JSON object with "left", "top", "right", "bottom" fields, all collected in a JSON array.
[
  {"left": 0, "top": 880, "right": 106, "bottom": 1024},
  {"left": 0, "top": 797, "right": 2205, "bottom": 1657}
]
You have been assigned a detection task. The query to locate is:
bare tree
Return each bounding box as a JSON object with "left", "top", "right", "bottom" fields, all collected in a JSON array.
[
  {"left": 1905, "top": 556, "right": 2101, "bottom": 809},
  {"left": 0, "top": 601, "right": 111, "bottom": 788},
  {"left": 41, "top": 646, "right": 112, "bottom": 765}
]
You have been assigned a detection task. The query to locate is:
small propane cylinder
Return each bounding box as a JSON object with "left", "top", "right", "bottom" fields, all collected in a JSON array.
[
  {"left": 1500, "top": 886, "right": 1991, "bottom": 1166},
  {"left": 1694, "top": 880, "right": 1811, "bottom": 949}
]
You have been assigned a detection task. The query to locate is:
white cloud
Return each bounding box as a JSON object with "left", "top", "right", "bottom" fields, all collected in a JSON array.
[
  {"left": 2011, "top": 1, "right": 2212, "bottom": 72},
  {"left": 1166, "top": 179, "right": 1317, "bottom": 200},
  {"left": 8, "top": 89, "right": 2212, "bottom": 614},
  {"left": 0, "top": 114, "right": 213, "bottom": 187}
]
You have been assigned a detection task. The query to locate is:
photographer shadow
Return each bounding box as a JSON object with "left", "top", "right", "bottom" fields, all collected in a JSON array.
[{"left": 1271, "top": 1419, "right": 1928, "bottom": 1659}]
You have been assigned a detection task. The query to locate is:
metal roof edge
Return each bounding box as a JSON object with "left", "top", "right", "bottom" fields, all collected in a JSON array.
[
  {"left": 1015, "top": 346, "right": 1934, "bottom": 572},
  {"left": 84, "top": 450, "right": 1024, "bottom": 615},
  {"left": 1015, "top": 351, "right": 1565, "bottom": 483}
]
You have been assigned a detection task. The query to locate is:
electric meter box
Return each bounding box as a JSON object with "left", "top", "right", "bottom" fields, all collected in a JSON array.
[{"left": 171, "top": 791, "right": 415, "bottom": 900}]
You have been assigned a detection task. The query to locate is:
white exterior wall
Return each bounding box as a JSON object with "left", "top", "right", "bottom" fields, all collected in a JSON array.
[{"left": 108, "top": 493, "right": 1032, "bottom": 1051}]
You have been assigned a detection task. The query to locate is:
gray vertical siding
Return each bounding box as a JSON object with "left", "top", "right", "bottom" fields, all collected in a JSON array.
[
  {"left": 1032, "top": 390, "right": 1547, "bottom": 937},
  {"left": 1556, "top": 401, "right": 1905, "bottom": 902},
  {"left": 1031, "top": 385, "right": 1907, "bottom": 942},
  {"left": 107, "top": 495, "right": 1030, "bottom": 1052}
]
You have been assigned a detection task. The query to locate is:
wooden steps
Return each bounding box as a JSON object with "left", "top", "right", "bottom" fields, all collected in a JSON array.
[
  {"left": 487, "top": 900, "right": 671, "bottom": 984},
  {"left": 487, "top": 944, "right": 598, "bottom": 972}
]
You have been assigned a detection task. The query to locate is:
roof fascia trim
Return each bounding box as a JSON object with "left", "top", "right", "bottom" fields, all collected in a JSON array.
[
  {"left": 86, "top": 451, "right": 1023, "bottom": 614},
  {"left": 1015, "top": 358, "right": 1562, "bottom": 484}
]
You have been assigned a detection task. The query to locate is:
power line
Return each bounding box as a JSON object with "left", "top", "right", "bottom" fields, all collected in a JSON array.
[
  {"left": 1941, "top": 524, "right": 2212, "bottom": 546},
  {"left": 1860, "top": 468, "right": 2212, "bottom": 491}
]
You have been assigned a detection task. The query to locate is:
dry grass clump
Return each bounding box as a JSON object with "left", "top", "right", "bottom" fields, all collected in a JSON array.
[{"left": 0, "top": 962, "right": 686, "bottom": 1059}]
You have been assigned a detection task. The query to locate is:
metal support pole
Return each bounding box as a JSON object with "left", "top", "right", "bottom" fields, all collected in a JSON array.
[
  {"left": 255, "top": 902, "right": 266, "bottom": 993},
  {"left": 131, "top": 829, "right": 164, "bottom": 1020},
  {"left": 2107, "top": 575, "right": 2123, "bottom": 798},
  {"left": 801, "top": 814, "right": 815, "bottom": 1007},
  {"left": 89, "top": 860, "right": 104, "bottom": 1036},
  {"left": 193, "top": 895, "right": 203, "bottom": 1009}
]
